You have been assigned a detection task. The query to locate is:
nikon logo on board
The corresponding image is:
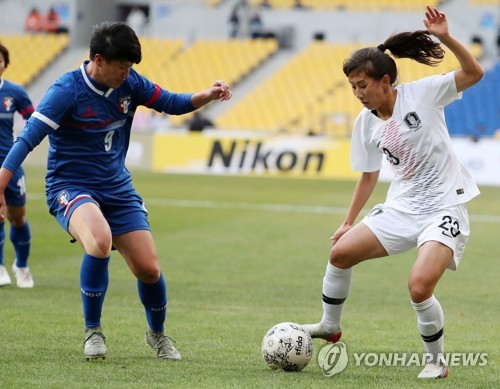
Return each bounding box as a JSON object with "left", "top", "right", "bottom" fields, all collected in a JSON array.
[{"left": 207, "top": 140, "right": 325, "bottom": 173}]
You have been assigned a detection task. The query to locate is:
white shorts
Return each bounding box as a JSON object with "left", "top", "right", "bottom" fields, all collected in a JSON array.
[{"left": 361, "top": 203, "right": 470, "bottom": 271}]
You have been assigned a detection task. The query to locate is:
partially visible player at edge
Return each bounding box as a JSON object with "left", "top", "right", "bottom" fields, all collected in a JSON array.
[
  {"left": 0, "top": 22, "right": 232, "bottom": 361},
  {"left": 0, "top": 43, "right": 34, "bottom": 289},
  {"left": 301, "top": 6, "right": 483, "bottom": 379}
]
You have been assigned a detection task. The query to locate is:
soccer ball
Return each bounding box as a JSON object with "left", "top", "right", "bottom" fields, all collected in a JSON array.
[{"left": 261, "top": 322, "right": 313, "bottom": 372}]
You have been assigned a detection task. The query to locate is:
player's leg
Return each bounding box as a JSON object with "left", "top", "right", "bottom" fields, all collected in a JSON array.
[
  {"left": 68, "top": 201, "right": 112, "bottom": 360},
  {"left": 113, "top": 229, "right": 181, "bottom": 360},
  {"left": 5, "top": 167, "right": 32, "bottom": 287},
  {"left": 303, "top": 222, "right": 388, "bottom": 341},
  {"left": 7, "top": 205, "right": 33, "bottom": 288},
  {"left": 409, "top": 241, "right": 450, "bottom": 378},
  {"left": 411, "top": 204, "right": 470, "bottom": 379},
  {"left": 0, "top": 220, "right": 9, "bottom": 286}
]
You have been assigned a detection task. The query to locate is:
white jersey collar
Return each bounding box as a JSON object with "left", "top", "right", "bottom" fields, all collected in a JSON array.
[{"left": 80, "top": 61, "right": 114, "bottom": 98}]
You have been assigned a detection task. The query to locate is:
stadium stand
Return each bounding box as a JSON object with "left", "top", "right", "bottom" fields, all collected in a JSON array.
[
  {"left": 0, "top": 33, "right": 69, "bottom": 86},
  {"left": 69, "top": 37, "right": 279, "bottom": 129},
  {"left": 445, "top": 63, "right": 500, "bottom": 138},
  {"left": 131, "top": 37, "right": 185, "bottom": 79},
  {"left": 250, "top": 0, "right": 441, "bottom": 11},
  {"left": 138, "top": 38, "right": 279, "bottom": 127},
  {"left": 216, "top": 40, "right": 462, "bottom": 136},
  {"left": 0, "top": 0, "right": 496, "bottom": 139}
]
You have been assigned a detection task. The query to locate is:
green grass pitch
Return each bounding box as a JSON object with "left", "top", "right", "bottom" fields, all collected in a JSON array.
[{"left": 0, "top": 167, "right": 498, "bottom": 388}]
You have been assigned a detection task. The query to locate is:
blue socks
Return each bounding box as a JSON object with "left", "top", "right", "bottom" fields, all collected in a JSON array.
[
  {"left": 138, "top": 274, "right": 167, "bottom": 332},
  {"left": 11, "top": 222, "right": 31, "bottom": 268},
  {"left": 0, "top": 221, "right": 32, "bottom": 267},
  {"left": 80, "top": 253, "right": 167, "bottom": 332},
  {"left": 80, "top": 253, "right": 110, "bottom": 328}
]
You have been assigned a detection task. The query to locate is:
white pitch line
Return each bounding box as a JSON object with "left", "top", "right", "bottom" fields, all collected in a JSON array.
[
  {"left": 29, "top": 194, "right": 500, "bottom": 223},
  {"left": 146, "top": 198, "right": 500, "bottom": 224}
]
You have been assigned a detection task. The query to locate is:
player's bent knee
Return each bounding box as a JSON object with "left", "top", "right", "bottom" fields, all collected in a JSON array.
[
  {"left": 329, "top": 245, "right": 355, "bottom": 269},
  {"left": 87, "top": 234, "right": 112, "bottom": 258},
  {"left": 408, "top": 281, "right": 433, "bottom": 303},
  {"left": 7, "top": 215, "right": 26, "bottom": 227},
  {"left": 135, "top": 264, "right": 161, "bottom": 284}
]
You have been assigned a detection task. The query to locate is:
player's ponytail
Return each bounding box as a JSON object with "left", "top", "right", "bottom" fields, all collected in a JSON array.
[
  {"left": 343, "top": 30, "right": 445, "bottom": 85},
  {"left": 383, "top": 30, "right": 444, "bottom": 66}
]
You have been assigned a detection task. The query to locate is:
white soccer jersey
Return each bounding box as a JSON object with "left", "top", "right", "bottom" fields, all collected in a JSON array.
[{"left": 351, "top": 71, "right": 479, "bottom": 214}]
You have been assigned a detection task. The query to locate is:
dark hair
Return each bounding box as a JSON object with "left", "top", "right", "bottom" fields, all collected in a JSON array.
[
  {"left": 0, "top": 43, "right": 10, "bottom": 68},
  {"left": 343, "top": 30, "right": 445, "bottom": 84},
  {"left": 89, "top": 22, "right": 141, "bottom": 64}
]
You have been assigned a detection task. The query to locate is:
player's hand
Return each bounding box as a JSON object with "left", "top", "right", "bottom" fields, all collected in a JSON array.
[
  {"left": 0, "top": 194, "right": 6, "bottom": 221},
  {"left": 423, "top": 6, "right": 449, "bottom": 40},
  {"left": 330, "top": 224, "right": 352, "bottom": 246},
  {"left": 210, "top": 80, "right": 232, "bottom": 101}
]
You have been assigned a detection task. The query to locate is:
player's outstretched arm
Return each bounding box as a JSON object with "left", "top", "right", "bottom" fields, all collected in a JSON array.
[
  {"left": 191, "top": 80, "right": 232, "bottom": 108},
  {"left": 423, "top": 5, "right": 483, "bottom": 92}
]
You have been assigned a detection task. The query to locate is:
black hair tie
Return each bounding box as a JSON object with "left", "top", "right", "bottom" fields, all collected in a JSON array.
[{"left": 377, "top": 44, "right": 386, "bottom": 52}]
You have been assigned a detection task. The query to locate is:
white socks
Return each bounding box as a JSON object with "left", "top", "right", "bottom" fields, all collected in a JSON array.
[
  {"left": 320, "top": 263, "right": 445, "bottom": 364},
  {"left": 411, "top": 295, "right": 445, "bottom": 363},
  {"left": 320, "top": 263, "right": 352, "bottom": 333}
]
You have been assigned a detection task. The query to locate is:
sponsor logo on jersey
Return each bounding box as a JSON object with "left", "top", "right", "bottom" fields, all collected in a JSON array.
[
  {"left": 81, "top": 105, "right": 98, "bottom": 118},
  {"left": 119, "top": 96, "right": 131, "bottom": 114},
  {"left": 403, "top": 111, "right": 422, "bottom": 131},
  {"left": 57, "top": 190, "right": 69, "bottom": 207},
  {"left": 3, "top": 96, "right": 13, "bottom": 111},
  {"left": 369, "top": 207, "right": 384, "bottom": 216}
]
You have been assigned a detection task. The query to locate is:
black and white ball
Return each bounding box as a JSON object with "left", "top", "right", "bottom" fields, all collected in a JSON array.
[{"left": 261, "top": 322, "right": 313, "bottom": 372}]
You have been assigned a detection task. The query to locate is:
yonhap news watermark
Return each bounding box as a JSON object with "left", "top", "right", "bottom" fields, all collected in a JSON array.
[{"left": 317, "top": 342, "right": 488, "bottom": 377}]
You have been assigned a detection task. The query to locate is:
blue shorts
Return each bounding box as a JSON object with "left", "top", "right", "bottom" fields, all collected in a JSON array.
[
  {"left": 5, "top": 166, "right": 27, "bottom": 207},
  {"left": 47, "top": 182, "right": 150, "bottom": 235}
]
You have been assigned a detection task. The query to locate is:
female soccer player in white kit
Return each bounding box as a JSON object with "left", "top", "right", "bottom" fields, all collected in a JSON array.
[{"left": 302, "top": 6, "right": 483, "bottom": 379}]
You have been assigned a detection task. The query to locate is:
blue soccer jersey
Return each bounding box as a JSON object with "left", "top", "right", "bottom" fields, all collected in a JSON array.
[
  {"left": 7, "top": 61, "right": 195, "bottom": 193},
  {"left": 0, "top": 78, "right": 34, "bottom": 161}
]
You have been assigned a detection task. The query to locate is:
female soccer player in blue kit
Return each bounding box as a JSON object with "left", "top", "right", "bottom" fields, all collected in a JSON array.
[
  {"left": 0, "top": 22, "right": 232, "bottom": 361},
  {"left": 0, "top": 43, "right": 34, "bottom": 288}
]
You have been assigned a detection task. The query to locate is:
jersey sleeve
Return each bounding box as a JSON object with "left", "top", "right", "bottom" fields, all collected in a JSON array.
[
  {"left": 2, "top": 139, "right": 31, "bottom": 173},
  {"left": 129, "top": 69, "right": 195, "bottom": 115},
  {"left": 14, "top": 84, "right": 34, "bottom": 120},
  {"left": 410, "top": 72, "right": 461, "bottom": 108},
  {"left": 350, "top": 112, "right": 383, "bottom": 172},
  {"left": 29, "top": 77, "right": 74, "bottom": 132}
]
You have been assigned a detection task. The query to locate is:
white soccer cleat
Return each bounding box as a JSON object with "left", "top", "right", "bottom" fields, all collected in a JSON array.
[
  {"left": 0, "top": 264, "right": 12, "bottom": 286},
  {"left": 301, "top": 322, "right": 342, "bottom": 343},
  {"left": 145, "top": 328, "right": 181, "bottom": 360},
  {"left": 418, "top": 361, "right": 449, "bottom": 379},
  {"left": 84, "top": 327, "right": 107, "bottom": 361},
  {"left": 12, "top": 263, "right": 34, "bottom": 288}
]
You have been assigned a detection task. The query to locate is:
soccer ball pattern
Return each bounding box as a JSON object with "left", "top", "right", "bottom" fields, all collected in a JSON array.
[{"left": 261, "top": 322, "right": 313, "bottom": 372}]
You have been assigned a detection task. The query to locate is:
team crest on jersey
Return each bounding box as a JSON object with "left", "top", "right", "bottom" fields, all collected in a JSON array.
[
  {"left": 3, "top": 96, "right": 14, "bottom": 111},
  {"left": 404, "top": 112, "right": 422, "bottom": 130},
  {"left": 119, "top": 96, "right": 131, "bottom": 114},
  {"left": 57, "top": 190, "right": 70, "bottom": 207}
]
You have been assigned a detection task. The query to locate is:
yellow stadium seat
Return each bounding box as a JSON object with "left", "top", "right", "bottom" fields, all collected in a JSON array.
[
  {"left": 0, "top": 33, "right": 69, "bottom": 86},
  {"left": 216, "top": 39, "right": 463, "bottom": 136}
]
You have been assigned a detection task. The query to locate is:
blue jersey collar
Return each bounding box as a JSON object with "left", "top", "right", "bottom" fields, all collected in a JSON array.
[{"left": 80, "top": 61, "right": 114, "bottom": 98}]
